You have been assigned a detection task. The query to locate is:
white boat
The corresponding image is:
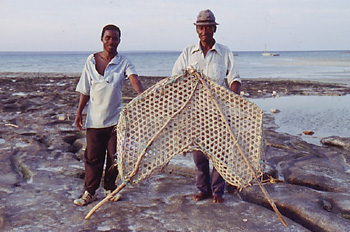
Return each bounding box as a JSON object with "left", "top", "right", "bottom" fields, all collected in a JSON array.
[
  {"left": 262, "top": 52, "right": 280, "bottom": 56},
  {"left": 262, "top": 45, "right": 280, "bottom": 56}
]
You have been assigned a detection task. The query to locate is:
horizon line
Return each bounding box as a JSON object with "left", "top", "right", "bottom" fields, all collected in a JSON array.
[{"left": 0, "top": 49, "right": 350, "bottom": 53}]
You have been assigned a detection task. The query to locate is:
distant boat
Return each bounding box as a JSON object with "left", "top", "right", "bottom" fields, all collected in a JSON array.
[
  {"left": 262, "top": 45, "right": 280, "bottom": 56},
  {"left": 262, "top": 52, "right": 280, "bottom": 56}
]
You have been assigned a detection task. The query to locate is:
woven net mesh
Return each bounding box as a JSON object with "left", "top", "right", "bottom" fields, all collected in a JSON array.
[{"left": 116, "top": 70, "right": 264, "bottom": 189}]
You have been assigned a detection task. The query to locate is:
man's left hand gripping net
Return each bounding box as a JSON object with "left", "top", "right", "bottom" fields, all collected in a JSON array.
[{"left": 85, "top": 69, "right": 287, "bottom": 227}]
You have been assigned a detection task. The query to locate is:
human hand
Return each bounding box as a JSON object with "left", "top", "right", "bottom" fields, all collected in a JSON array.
[{"left": 75, "top": 113, "right": 83, "bottom": 131}]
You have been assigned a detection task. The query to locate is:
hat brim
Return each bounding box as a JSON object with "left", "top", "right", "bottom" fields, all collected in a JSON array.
[{"left": 194, "top": 22, "right": 219, "bottom": 26}]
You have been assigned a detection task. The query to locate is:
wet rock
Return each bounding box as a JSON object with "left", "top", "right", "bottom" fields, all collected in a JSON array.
[
  {"left": 240, "top": 184, "right": 350, "bottom": 232},
  {"left": 321, "top": 136, "right": 350, "bottom": 150},
  {"left": 1, "top": 74, "right": 350, "bottom": 231},
  {"left": 322, "top": 199, "right": 332, "bottom": 212},
  {"left": 270, "top": 108, "right": 280, "bottom": 113},
  {"left": 284, "top": 157, "right": 350, "bottom": 192},
  {"left": 11, "top": 153, "right": 34, "bottom": 183}
]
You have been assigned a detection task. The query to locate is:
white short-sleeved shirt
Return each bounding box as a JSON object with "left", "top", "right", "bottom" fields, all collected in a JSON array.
[
  {"left": 172, "top": 42, "right": 241, "bottom": 87},
  {"left": 76, "top": 53, "right": 137, "bottom": 128}
]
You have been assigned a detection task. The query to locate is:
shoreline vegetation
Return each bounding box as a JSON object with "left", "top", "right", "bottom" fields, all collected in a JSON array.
[{"left": 1, "top": 72, "right": 350, "bottom": 231}]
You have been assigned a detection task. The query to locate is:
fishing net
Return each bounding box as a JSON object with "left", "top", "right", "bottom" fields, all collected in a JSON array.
[
  {"left": 116, "top": 69, "right": 264, "bottom": 189},
  {"left": 86, "top": 69, "right": 287, "bottom": 226}
]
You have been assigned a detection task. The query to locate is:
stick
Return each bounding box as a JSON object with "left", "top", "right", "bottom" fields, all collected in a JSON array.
[
  {"left": 128, "top": 75, "right": 199, "bottom": 178},
  {"left": 85, "top": 74, "right": 199, "bottom": 220},
  {"left": 85, "top": 182, "right": 126, "bottom": 220},
  {"left": 192, "top": 69, "right": 288, "bottom": 227}
]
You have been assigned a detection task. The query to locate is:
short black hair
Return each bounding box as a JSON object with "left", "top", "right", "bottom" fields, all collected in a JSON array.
[{"left": 101, "top": 24, "right": 121, "bottom": 39}]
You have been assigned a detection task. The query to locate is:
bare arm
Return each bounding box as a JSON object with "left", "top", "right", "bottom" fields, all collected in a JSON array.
[
  {"left": 230, "top": 81, "right": 241, "bottom": 95},
  {"left": 75, "top": 93, "right": 90, "bottom": 131},
  {"left": 129, "top": 74, "right": 144, "bottom": 95}
]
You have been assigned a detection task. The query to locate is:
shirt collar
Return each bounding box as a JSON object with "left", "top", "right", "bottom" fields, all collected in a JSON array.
[
  {"left": 191, "top": 42, "right": 201, "bottom": 54},
  {"left": 91, "top": 53, "right": 120, "bottom": 65},
  {"left": 191, "top": 41, "right": 223, "bottom": 56},
  {"left": 109, "top": 53, "right": 120, "bottom": 65}
]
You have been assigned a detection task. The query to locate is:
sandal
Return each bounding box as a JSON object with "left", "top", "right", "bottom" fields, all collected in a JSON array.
[
  {"left": 212, "top": 195, "right": 224, "bottom": 203},
  {"left": 73, "top": 190, "right": 97, "bottom": 206},
  {"left": 192, "top": 192, "right": 212, "bottom": 201}
]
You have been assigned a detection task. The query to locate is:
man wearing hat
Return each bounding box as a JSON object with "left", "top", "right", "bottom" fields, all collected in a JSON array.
[{"left": 172, "top": 9, "right": 241, "bottom": 203}]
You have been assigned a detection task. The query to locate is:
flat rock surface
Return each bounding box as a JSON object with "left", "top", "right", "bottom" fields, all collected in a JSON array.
[{"left": 1, "top": 73, "right": 350, "bottom": 231}]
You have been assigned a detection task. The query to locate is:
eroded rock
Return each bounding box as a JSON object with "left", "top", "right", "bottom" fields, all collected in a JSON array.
[
  {"left": 321, "top": 136, "right": 350, "bottom": 150},
  {"left": 1, "top": 74, "right": 350, "bottom": 231}
]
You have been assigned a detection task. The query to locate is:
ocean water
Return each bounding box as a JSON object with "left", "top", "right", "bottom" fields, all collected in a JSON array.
[
  {"left": 1, "top": 50, "right": 349, "bottom": 143},
  {"left": 251, "top": 95, "right": 350, "bottom": 145},
  {"left": 1, "top": 50, "right": 349, "bottom": 85}
]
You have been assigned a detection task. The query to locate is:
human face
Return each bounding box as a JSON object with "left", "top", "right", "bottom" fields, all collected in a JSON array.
[
  {"left": 196, "top": 25, "right": 216, "bottom": 44},
  {"left": 101, "top": 29, "right": 120, "bottom": 53}
]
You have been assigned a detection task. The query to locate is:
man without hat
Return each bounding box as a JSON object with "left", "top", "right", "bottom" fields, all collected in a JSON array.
[
  {"left": 73, "top": 24, "right": 144, "bottom": 206},
  {"left": 172, "top": 9, "right": 241, "bottom": 203}
]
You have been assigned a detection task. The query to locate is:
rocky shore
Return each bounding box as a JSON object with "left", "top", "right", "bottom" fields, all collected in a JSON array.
[{"left": 1, "top": 73, "right": 350, "bottom": 231}]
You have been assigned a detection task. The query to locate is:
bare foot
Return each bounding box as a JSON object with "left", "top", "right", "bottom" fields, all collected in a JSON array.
[
  {"left": 212, "top": 195, "right": 224, "bottom": 203},
  {"left": 192, "top": 192, "right": 212, "bottom": 201}
]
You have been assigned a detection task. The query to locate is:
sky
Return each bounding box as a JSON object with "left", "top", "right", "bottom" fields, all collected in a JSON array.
[{"left": 0, "top": 0, "right": 349, "bottom": 52}]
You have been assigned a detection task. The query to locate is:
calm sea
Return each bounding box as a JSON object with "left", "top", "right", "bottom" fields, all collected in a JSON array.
[
  {"left": 1, "top": 50, "right": 349, "bottom": 143},
  {"left": 0, "top": 50, "right": 349, "bottom": 85}
]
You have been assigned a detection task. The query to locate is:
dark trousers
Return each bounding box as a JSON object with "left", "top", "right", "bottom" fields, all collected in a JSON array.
[
  {"left": 193, "top": 150, "right": 225, "bottom": 196},
  {"left": 84, "top": 126, "right": 118, "bottom": 195}
]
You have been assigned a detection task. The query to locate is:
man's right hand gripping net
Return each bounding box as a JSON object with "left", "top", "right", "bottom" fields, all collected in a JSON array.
[{"left": 85, "top": 68, "right": 288, "bottom": 226}]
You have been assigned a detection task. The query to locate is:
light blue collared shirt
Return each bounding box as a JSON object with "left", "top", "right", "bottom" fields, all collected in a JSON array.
[
  {"left": 76, "top": 53, "right": 137, "bottom": 128},
  {"left": 172, "top": 42, "right": 241, "bottom": 87}
]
